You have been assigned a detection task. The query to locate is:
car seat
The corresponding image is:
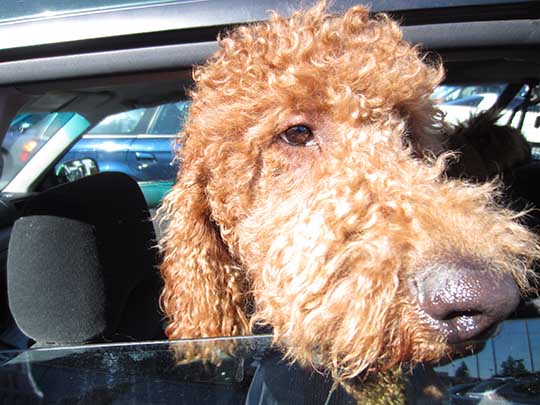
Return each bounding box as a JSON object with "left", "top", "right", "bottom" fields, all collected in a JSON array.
[{"left": 7, "top": 172, "right": 165, "bottom": 345}]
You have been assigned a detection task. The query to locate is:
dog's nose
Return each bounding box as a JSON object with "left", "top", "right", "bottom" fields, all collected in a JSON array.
[{"left": 414, "top": 261, "right": 520, "bottom": 344}]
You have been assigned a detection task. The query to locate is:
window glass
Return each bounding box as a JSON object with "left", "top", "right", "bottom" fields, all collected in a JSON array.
[
  {"left": 87, "top": 108, "right": 150, "bottom": 135},
  {"left": 56, "top": 101, "right": 189, "bottom": 206},
  {"left": 0, "top": 112, "right": 88, "bottom": 189},
  {"left": 149, "top": 101, "right": 190, "bottom": 135},
  {"left": 0, "top": 332, "right": 539, "bottom": 403},
  {"left": 434, "top": 83, "right": 504, "bottom": 125},
  {"left": 435, "top": 83, "right": 540, "bottom": 157},
  {"left": 503, "top": 84, "right": 540, "bottom": 146}
]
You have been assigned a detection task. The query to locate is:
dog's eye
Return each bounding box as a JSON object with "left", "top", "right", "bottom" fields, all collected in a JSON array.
[{"left": 279, "top": 125, "right": 315, "bottom": 146}]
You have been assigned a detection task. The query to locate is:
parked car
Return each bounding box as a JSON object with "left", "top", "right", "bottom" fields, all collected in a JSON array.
[
  {"left": 0, "top": 106, "right": 188, "bottom": 207},
  {"left": 0, "top": 0, "right": 538, "bottom": 403},
  {"left": 0, "top": 112, "right": 78, "bottom": 188},
  {"left": 59, "top": 101, "right": 188, "bottom": 182},
  {"left": 465, "top": 378, "right": 514, "bottom": 402}
]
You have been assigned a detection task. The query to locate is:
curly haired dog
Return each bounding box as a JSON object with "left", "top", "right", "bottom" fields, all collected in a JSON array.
[
  {"left": 159, "top": 2, "right": 539, "bottom": 381},
  {"left": 446, "top": 110, "right": 531, "bottom": 183}
]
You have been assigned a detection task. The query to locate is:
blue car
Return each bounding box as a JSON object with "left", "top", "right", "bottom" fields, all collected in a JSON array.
[{"left": 59, "top": 101, "right": 188, "bottom": 182}]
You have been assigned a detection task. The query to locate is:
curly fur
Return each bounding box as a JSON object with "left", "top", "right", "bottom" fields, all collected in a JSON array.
[{"left": 159, "top": 2, "right": 539, "bottom": 381}]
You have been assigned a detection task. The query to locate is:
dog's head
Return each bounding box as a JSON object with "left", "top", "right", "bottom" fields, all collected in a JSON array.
[{"left": 160, "top": 3, "right": 538, "bottom": 379}]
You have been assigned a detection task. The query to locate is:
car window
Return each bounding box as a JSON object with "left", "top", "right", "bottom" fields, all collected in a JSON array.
[
  {"left": 434, "top": 319, "right": 540, "bottom": 387},
  {"left": 504, "top": 85, "right": 540, "bottom": 148},
  {"left": 0, "top": 112, "right": 89, "bottom": 189},
  {"left": 435, "top": 83, "right": 504, "bottom": 124},
  {"left": 445, "top": 95, "right": 484, "bottom": 107},
  {"left": 466, "top": 379, "right": 507, "bottom": 393},
  {"left": 149, "top": 102, "right": 190, "bottom": 135},
  {"left": 502, "top": 379, "right": 540, "bottom": 398},
  {"left": 55, "top": 101, "right": 189, "bottom": 207},
  {"left": 87, "top": 108, "right": 150, "bottom": 135},
  {"left": 0, "top": 330, "right": 539, "bottom": 403},
  {"left": 435, "top": 83, "right": 540, "bottom": 157},
  {"left": 0, "top": 337, "right": 269, "bottom": 403}
]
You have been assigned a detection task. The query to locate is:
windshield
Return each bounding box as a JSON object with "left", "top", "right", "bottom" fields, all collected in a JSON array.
[{"left": 0, "top": 112, "right": 90, "bottom": 190}]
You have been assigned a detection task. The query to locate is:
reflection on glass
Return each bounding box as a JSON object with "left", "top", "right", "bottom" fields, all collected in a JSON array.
[
  {"left": 436, "top": 319, "right": 540, "bottom": 379},
  {"left": 0, "top": 112, "right": 89, "bottom": 189}
]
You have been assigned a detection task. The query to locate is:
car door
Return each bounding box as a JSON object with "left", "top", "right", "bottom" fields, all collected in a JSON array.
[
  {"left": 126, "top": 101, "right": 189, "bottom": 181},
  {"left": 60, "top": 107, "right": 158, "bottom": 179}
]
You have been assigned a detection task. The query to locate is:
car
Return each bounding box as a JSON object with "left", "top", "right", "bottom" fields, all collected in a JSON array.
[
  {"left": 0, "top": 0, "right": 538, "bottom": 403},
  {"left": 5, "top": 101, "right": 188, "bottom": 182},
  {"left": 461, "top": 375, "right": 540, "bottom": 404},
  {"left": 464, "top": 378, "right": 513, "bottom": 402},
  {"left": 0, "top": 112, "right": 75, "bottom": 188},
  {"left": 61, "top": 101, "right": 188, "bottom": 182}
]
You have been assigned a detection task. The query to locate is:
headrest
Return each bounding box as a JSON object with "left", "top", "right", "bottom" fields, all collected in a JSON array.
[
  {"left": 9, "top": 172, "right": 162, "bottom": 343},
  {"left": 8, "top": 215, "right": 106, "bottom": 343}
]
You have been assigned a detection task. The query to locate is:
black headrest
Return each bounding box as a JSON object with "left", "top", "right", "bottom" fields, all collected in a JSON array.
[
  {"left": 8, "top": 215, "right": 106, "bottom": 343},
  {"left": 9, "top": 172, "right": 163, "bottom": 343}
]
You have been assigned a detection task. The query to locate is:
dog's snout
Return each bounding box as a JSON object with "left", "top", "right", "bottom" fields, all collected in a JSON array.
[{"left": 415, "top": 261, "right": 520, "bottom": 344}]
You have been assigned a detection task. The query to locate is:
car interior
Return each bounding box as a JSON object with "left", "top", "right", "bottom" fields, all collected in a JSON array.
[
  {"left": 0, "top": 51, "right": 537, "bottom": 339},
  {"left": 0, "top": 2, "right": 538, "bottom": 401},
  {"left": 0, "top": 70, "right": 197, "bottom": 352}
]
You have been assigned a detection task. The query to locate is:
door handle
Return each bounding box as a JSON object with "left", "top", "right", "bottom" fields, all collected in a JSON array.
[{"left": 135, "top": 152, "right": 157, "bottom": 162}]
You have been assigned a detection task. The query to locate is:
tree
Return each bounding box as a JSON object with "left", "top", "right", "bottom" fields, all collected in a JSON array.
[
  {"left": 455, "top": 361, "right": 470, "bottom": 378},
  {"left": 501, "top": 355, "right": 527, "bottom": 376}
]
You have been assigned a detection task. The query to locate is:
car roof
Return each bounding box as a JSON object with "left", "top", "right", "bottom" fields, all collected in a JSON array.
[
  {"left": 0, "top": 0, "right": 538, "bottom": 121},
  {"left": 0, "top": 0, "right": 538, "bottom": 52},
  {"left": 0, "top": 0, "right": 530, "bottom": 23}
]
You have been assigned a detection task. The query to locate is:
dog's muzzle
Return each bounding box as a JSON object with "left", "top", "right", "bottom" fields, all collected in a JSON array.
[{"left": 412, "top": 260, "right": 520, "bottom": 344}]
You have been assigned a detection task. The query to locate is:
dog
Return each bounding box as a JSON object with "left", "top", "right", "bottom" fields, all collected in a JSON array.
[
  {"left": 159, "top": 2, "right": 538, "bottom": 384},
  {"left": 445, "top": 110, "right": 532, "bottom": 183}
]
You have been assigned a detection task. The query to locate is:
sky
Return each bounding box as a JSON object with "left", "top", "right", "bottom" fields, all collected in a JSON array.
[{"left": 436, "top": 318, "right": 540, "bottom": 379}]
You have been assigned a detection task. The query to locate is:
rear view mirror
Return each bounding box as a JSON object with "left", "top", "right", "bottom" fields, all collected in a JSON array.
[
  {"left": 18, "top": 122, "right": 31, "bottom": 133},
  {"left": 56, "top": 158, "right": 99, "bottom": 183}
]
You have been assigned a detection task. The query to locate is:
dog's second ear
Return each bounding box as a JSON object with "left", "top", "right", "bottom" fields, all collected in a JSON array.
[{"left": 159, "top": 160, "right": 250, "bottom": 339}]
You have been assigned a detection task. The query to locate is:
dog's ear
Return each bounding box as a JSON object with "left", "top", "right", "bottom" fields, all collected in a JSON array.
[
  {"left": 159, "top": 160, "right": 250, "bottom": 339},
  {"left": 402, "top": 99, "right": 447, "bottom": 158}
]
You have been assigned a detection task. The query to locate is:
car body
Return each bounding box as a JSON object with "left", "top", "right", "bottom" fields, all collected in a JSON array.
[
  {"left": 0, "top": 0, "right": 538, "bottom": 403},
  {"left": 60, "top": 101, "right": 188, "bottom": 182}
]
